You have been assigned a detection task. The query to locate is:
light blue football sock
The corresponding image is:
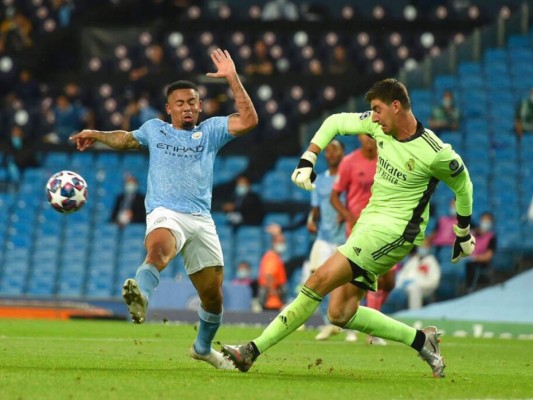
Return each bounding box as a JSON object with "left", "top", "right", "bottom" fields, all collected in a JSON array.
[
  {"left": 134, "top": 263, "right": 160, "bottom": 303},
  {"left": 193, "top": 307, "right": 222, "bottom": 356}
]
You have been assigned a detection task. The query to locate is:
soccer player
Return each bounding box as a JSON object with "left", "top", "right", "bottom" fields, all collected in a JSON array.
[
  {"left": 222, "top": 78, "right": 475, "bottom": 378},
  {"left": 70, "top": 49, "right": 258, "bottom": 370}
]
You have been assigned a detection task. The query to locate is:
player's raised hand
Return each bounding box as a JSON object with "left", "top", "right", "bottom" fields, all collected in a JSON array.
[
  {"left": 206, "top": 49, "right": 236, "bottom": 80},
  {"left": 70, "top": 130, "right": 97, "bottom": 152}
]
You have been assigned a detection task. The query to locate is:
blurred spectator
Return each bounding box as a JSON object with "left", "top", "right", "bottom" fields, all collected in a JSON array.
[
  {"left": 46, "top": 94, "right": 91, "bottom": 144},
  {"left": 383, "top": 245, "right": 441, "bottom": 312},
  {"left": 328, "top": 45, "right": 351, "bottom": 75},
  {"left": 231, "top": 260, "right": 258, "bottom": 298},
  {"left": 307, "top": 58, "right": 323, "bottom": 75},
  {"left": 110, "top": 174, "right": 146, "bottom": 228},
  {"left": 514, "top": 87, "right": 533, "bottom": 140},
  {"left": 129, "top": 43, "right": 167, "bottom": 82},
  {"left": 202, "top": 96, "right": 222, "bottom": 119},
  {"left": 428, "top": 198, "right": 457, "bottom": 257},
  {"left": 429, "top": 90, "right": 460, "bottom": 133},
  {"left": 222, "top": 175, "right": 265, "bottom": 227},
  {"left": 14, "top": 69, "right": 41, "bottom": 108},
  {"left": 52, "top": 0, "right": 75, "bottom": 28},
  {"left": 0, "top": 125, "right": 39, "bottom": 184},
  {"left": 0, "top": 10, "right": 33, "bottom": 53},
  {"left": 122, "top": 95, "right": 163, "bottom": 131},
  {"left": 244, "top": 40, "right": 274, "bottom": 76},
  {"left": 258, "top": 224, "right": 288, "bottom": 310},
  {"left": 261, "top": 0, "right": 299, "bottom": 20},
  {"left": 465, "top": 212, "right": 497, "bottom": 293}
]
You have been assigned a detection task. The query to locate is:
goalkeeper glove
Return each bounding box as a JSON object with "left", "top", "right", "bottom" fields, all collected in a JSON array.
[
  {"left": 291, "top": 151, "right": 317, "bottom": 191},
  {"left": 451, "top": 224, "right": 476, "bottom": 263}
]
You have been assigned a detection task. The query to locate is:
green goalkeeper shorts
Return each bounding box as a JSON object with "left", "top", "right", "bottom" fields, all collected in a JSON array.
[{"left": 337, "top": 222, "right": 414, "bottom": 291}]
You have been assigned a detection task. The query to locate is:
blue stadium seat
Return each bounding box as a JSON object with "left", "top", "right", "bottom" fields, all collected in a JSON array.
[
  {"left": 275, "top": 157, "right": 300, "bottom": 174},
  {"left": 262, "top": 170, "right": 291, "bottom": 202},
  {"left": 225, "top": 156, "right": 248, "bottom": 176},
  {"left": 263, "top": 212, "right": 291, "bottom": 227}
]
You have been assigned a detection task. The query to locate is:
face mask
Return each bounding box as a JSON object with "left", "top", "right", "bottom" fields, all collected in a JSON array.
[
  {"left": 273, "top": 243, "right": 286, "bottom": 254},
  {"left": 479, "top": 221, "right": 492, "bottom": 233},
  {"left": 124, "top": 182, "right": 138, "bottom": 194},
  {"left": 11, "top": 137, "right": 22, "bottom": 149},
  {"left": 236, "top": 269, "right": 250, "bottom": 279},
  {"left": 417, "top": 247, "right": 430, "bottom": 257},
  {"left": 235, "top": 184, "right": 249, "bottom": 197},
  {"left": 442, "top": 98, "right": 452, "bottom": 108}
]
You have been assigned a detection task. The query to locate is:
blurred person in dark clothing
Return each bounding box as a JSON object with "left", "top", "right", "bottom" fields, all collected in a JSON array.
[
  {"left": 122, "top": 95, "right": 163, "bottom": 131},
  {"left": 0, "top": 125, "right": 39, "bottom": 183},
  {"left": 111, "top": 174, "right": 146, "bottom": 228},
  {"left": 222, "top": 175, "right": 264, "bottom": 227}
]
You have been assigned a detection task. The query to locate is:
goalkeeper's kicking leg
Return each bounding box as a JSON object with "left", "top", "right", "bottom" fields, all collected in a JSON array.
[{"left": 222, "top": 251, "right": 445, "bottom": 377}]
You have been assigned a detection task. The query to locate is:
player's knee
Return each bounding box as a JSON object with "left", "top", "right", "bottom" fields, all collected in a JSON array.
[
  {"left": 199, "top": 287, "right": 223, "bottom": 312},
  {"left": 327, "top": 307, "right": 351, "bottom": 327},
  {"left": 145, "top": 247, "right": 172, "bottom": 270}
]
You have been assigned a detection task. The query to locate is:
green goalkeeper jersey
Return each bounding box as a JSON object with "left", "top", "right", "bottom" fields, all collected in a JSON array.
[{"left": 311, "top": 112, "right": 473, "bottom": 245}]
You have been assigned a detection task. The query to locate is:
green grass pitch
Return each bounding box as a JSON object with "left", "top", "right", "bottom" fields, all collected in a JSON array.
[{"left": 1, "top": 319, "right": 532, "bottom": 400}]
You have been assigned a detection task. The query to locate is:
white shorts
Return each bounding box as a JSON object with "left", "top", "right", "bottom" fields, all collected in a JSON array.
[
  {"left": 309, "top": 238, "right": 339, "bottom": 273},
  {"left": 145, "top": 207, "right": 224, "bottom": 275}
]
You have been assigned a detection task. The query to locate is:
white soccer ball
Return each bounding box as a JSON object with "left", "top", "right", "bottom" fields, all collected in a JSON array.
[{"left": 46, "top": 170, "right": 88, "bottom": 214}]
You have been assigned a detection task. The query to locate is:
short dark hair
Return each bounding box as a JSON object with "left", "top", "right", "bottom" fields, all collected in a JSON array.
[
  {"left": 364, "top": 78, "right": 411, "bottom": 110},
  {"left": 329, "top": 139, "right": 345, "bottom": 151},
  {"left": 166, "top": 80, "right": 199, "bottom": 98}
]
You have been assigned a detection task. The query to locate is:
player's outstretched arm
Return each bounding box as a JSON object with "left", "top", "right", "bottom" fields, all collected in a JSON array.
[
  {"left": 206, "top": 48, "right": 258, "bottom": 136},
  {"left": 70, "top": 130, "right": 142, "bottom": 152}
]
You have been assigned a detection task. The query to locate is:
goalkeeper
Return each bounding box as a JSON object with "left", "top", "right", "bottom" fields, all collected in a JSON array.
[{"left": 223, "top": 78, "right": 475, "bottom": 378}]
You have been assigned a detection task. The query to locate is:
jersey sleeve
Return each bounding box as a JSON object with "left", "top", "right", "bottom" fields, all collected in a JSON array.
[
  {"left": 203, "top": 116, "right": 234, "bottom": 150},
  {"left": 132, "top": 119, "right": 163, "bottom": 148},
  {"left": 311, "top": 112, "right": 381, "bottom": 150},
  {"left": 430, "top": 146, "right": 473, "bottom": 218}
]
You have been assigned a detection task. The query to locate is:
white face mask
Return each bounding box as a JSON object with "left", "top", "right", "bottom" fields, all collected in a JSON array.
[
  {"left": 273, "top": 243, "right": 286, "bottom": 254},
  {"left": 124, "top": 182, "right": 138, "bottom": 194},
  {"left": 479, "top": 221, "right": 493, "bottom": 233},
  {"left": 236, "top": 269, "right": 250, "bottom": 279},
  {"left": 235, "top": 184, "right": 249, "bottom": 197}
]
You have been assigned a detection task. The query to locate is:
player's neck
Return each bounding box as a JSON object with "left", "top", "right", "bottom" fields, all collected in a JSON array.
[
  {"left": 328, "top": 166, "right": 338, "bottom": 175},
  {"left": 394, "top": 112, "right": 418, "bottom": 141}
]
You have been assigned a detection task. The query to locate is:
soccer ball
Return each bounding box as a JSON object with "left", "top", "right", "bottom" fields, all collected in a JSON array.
[{"left": 46, "top": 170, "right": 88, "bottom": 214}]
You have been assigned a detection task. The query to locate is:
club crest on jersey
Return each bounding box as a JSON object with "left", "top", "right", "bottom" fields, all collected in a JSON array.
[
  {"left": 359, "top": 111, "right": 372, "bottom": 120},
  {"left": 192, "top": 131, "right": 203, "bottom": 139},
  {"left": 449, "top": 159, "right": 459, "bottom": 171},
  {"left": 405, "top": 158, "right": 415, "bottom": 171}
]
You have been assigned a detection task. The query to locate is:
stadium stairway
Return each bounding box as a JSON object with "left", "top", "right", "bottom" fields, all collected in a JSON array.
[{"left": 393, "top": 268, "right": 533, "bottom": 324}]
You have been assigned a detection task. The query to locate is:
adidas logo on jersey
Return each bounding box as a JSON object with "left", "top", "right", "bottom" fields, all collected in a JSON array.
[
  {"left": 353, "top": 247, "right": 362, "bottom": 255},
  {"left": 378, "top": 141, "right": 384, "bottom": 149}
]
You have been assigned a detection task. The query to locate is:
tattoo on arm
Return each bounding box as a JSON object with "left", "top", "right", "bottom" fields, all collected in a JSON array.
[
  {"left": 94, "top": 131, "right": 142, "bottom": 150},
  {"left": 227, "top": 75, "right": 257, "bottom": 129}
]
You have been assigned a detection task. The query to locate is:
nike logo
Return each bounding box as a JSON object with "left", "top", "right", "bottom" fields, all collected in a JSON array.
[{"left": 160, "top": 129, "right": 166, "bottom": 136}]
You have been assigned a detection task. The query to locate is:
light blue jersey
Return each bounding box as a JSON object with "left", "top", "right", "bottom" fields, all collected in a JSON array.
[
  {"left": 311, "top": 170, "right": 345, "bottom": 245},
  {"left": 133, "top": 117, "right": 234, "bottom": 215}
]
